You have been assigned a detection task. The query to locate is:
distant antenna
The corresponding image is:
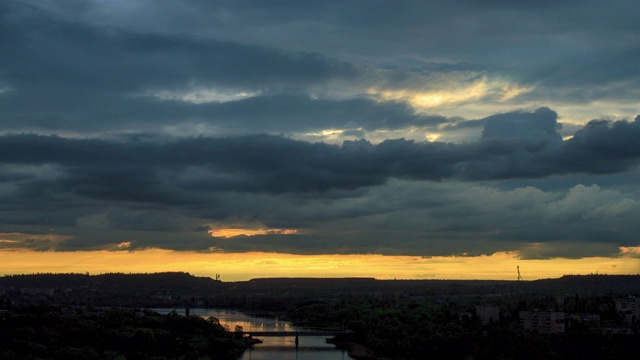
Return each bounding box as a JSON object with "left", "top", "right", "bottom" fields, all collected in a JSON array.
[
  {"left": 514, "top": 265, "right": 523, "bottom": 292},
  {"left": 517, "top": 265, "right": 523, "bottom": 282}
]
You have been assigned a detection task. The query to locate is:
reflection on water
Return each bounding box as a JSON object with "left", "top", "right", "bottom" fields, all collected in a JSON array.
[{"left": 152, "top": 308, "right": 349, "bottom": 360}]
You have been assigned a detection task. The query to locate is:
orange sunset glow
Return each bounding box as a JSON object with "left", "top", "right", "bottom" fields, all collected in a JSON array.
[
  {"left": 209, "top": 227, "right": 299, "bottom": 238},
  {"left": 1, "top": 249, "right": 638, "bottom": 281}
]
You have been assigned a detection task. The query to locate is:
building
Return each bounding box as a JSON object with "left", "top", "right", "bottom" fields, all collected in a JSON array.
[
  {"left": 593, "top": 325, "right": 634, "bottom": 335},
  {"left": 565, "top": 313, "right": 600, "bottom": 323},
  {"left": 476, "top": 304, "right": 500, "bottom": 325},
  {"left": 519, "top": 310, "right": 565, "bottom": 334},
  {"left": 615, "top": 296, "right": 640, "bottom": 323}
]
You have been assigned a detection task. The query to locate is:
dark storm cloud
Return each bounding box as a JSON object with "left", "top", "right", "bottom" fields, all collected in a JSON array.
[
  {"left": 0, "top": 1, "right": 452, "bottom": 136},
  {"left": 2, "top": 0, "right": 638, "bottom": 141},
  {"left": 2, "top": 1, "right": 640, "bottom": 259},
  {"left": 0, "top": 2, "right": 356, "bottom": 91},
  {"left": 481, "top": 107, "right": 562, "bottom": 142},
  {"left": 443, "top": 107, "right": 562, "bottom": 140},
  {"left": 124, "top": 0, "right": 640, "bottom": 90},
  {"left": 1, "top": 109, "right": 640, "bottom": 202},
  {"left": 2, "top": 110, "right": 640, "bottom": 255},
  {"left": 199, "top": 95, "right": 447, "bottom": 132},
  {"left": 4, "top": 90, "right": 443, "bottom": 135},
  {"left": 0, "top": 2, "right": 385, "bottom": 134},
  {"left": 205, "top": 181, "right": 640, "bottom": 257}
]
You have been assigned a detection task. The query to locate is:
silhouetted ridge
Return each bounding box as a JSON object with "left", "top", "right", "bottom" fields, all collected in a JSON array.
[{"left": 0, "top": 272, "right": 221, "bottom": 291}]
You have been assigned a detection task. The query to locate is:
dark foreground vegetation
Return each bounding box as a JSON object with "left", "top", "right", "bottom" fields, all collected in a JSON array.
[
  {"left": 0, "top": 306, "right": 246, "bottom": 360},
  {"left": 2, "top": 272, "right": 639, "bottom": 359}
]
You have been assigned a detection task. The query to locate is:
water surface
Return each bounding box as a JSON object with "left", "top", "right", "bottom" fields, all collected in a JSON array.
[{"left": 153, "top": 308, "right": 350, "bottom": 360}]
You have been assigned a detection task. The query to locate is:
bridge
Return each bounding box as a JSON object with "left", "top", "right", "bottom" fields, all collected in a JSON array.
[
  {"left": 246, "top": 330, "right": 352, "bottom": 337},
  {"left": 243, "top": 330, "right": 353, "bottom": 349}
]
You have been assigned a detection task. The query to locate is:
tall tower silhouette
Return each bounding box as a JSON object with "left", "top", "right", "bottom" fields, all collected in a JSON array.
[
  {"left": 517, "top": 265, "right": 523, "bottom": 282},
  {"left": 514, "top": 265, "right": 523, "bottom": 292}
]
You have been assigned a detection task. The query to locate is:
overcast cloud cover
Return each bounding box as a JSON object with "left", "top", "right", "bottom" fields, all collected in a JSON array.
[{"left": 1, "top": 0, "right": 640, "bottom": 263}]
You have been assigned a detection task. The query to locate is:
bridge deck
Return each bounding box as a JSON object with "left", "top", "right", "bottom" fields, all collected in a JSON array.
[{"left": 247, "top": 330, "right": 350, "bottom": 337}]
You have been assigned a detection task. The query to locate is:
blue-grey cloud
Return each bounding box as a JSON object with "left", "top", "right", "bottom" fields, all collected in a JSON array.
[
  {"left": 1, "top": 109, "right": 639, "bottom": 201},
  {"left": 1, "top": 1, "right": 640, "bottom": 261}
]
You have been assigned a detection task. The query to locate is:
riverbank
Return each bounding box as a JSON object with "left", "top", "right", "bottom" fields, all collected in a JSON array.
[
  {"left": 326, "top": 337, "right": 376, "bottom": 360},
  {"left": 344, "top": 343, "right": 377, "bottom": 360}
]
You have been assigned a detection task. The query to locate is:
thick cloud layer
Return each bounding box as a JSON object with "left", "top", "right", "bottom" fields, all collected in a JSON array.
[
  {"left": 2, "top": 112, "right": 640, "bottom": 257},
  {"left": 1, "top": 1, "right": 639, "bottom": 261},
  {"left": 2, "top": 109, "right": 639, "bottom": 197}
]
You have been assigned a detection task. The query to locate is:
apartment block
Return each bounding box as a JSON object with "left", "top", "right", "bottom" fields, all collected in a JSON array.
[{"left": 519, "top": 310, "right": 565, "bottom": 334}]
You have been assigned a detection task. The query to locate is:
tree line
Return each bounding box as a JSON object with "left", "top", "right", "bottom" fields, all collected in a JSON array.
[{"left": 0, "top": 306, "right": 246, "bottom": 360}]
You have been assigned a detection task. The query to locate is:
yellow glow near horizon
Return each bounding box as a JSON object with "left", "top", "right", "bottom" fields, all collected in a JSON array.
[{"left": 0, "top": 249, "right": 637, "bottom": 281}]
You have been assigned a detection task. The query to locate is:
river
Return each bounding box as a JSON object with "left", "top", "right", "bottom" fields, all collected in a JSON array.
[{"left": 153, "top": 308, "right": 351, "bottom": 360}]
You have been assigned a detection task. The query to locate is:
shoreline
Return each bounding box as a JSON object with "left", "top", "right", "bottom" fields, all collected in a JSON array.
[{"left": 327, "top": 340, "right": 376, "bottom": 360}]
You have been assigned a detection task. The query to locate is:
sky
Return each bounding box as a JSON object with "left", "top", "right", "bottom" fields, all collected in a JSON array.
[{"left": 1, "top": 0, "right": 639, "bottom": 281}]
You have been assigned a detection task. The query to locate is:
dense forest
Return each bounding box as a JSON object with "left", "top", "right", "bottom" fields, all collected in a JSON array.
[{"left": 0, "top": 306, "right": 246, "bottom": 360}]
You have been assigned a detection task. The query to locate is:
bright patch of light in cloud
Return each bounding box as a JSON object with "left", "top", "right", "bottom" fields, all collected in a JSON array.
[
  {"left": 116, "top": 241, "right": 131, "bottom": 249},
  {"left": 303, "top": 128, "right": 350, "bottom": 142},
  {"left": 500, "top": 83, "right": 535, "bottom": 101},
  {"left": 620, "top": 246, "right": 640, "bottom": 258},
  {"left": 368, "top": 76, "right": 534, "bottom": 114},
  {"left": 425, "top": 133, "right": 441, "bottom": 142},
  {"left": 145, "top": 87, "right": 259, "bottom": 104}
]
